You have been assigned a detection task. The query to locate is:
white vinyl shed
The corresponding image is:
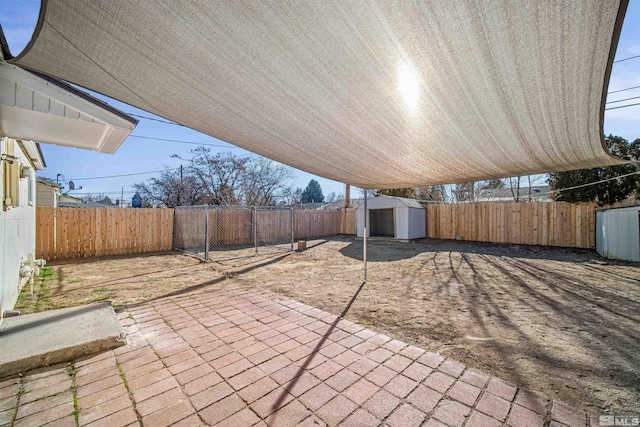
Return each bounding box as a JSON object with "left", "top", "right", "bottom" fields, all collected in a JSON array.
[
  {"left": 596, "top": 206, "right": 640, "bottom": 262},
  {"left": 356, "top": 196, "right": 426, "bottom": 240}
]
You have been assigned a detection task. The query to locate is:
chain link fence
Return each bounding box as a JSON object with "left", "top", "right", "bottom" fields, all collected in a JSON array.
[{"left": 173, "top": 205, "right": 293, "bottom": 262}]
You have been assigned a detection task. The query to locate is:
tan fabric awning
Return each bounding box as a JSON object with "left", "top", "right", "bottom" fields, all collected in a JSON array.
[{"left": 8, "top": 0, "right": 628, "bottom": 188}]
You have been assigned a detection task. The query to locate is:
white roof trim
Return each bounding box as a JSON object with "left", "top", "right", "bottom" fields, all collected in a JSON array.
[{"left": 0, "top": 64, "right": 137, "bottom": 154}]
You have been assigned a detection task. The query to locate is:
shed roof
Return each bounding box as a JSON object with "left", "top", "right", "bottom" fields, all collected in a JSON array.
[
  {"left": 357, "top": 195, "right": 426, "bottom": 210},
  {"left": 6, "top": 1, "right": 628, "bottom": 187}
]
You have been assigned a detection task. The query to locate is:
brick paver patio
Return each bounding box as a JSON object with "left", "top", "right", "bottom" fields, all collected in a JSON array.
[{"left": 0, "top": 287, "right": 595, "bottom": 426}]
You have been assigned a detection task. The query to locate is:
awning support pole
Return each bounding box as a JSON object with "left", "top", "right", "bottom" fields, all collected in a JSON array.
[{"left": 363, "top": 190, "right": 367, "bottom": 282}]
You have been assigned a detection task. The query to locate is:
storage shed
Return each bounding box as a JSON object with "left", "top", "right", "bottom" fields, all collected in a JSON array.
[
  {"left": 596, "top": 206, "right": 640, "bottom": 262},
  {"left": 356, "top": 196, "right": 426, "bottom": 240}
]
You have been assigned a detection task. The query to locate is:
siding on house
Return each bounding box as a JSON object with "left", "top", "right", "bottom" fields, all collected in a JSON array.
[
  {"left": 36, "top": 181, "right": 58, "bottom": 207},
  {"left": 1, "top": 137, "right": 39, "bottom": 316}
]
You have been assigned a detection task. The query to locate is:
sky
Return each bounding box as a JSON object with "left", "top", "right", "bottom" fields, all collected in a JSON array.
[{"left": 1, "top": 0, "right": 639, "bottom": 204}]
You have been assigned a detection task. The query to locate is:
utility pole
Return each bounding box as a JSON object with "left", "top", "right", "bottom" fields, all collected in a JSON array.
[{"left": 121, "top": 187, "right": 124, "bottom": 208}]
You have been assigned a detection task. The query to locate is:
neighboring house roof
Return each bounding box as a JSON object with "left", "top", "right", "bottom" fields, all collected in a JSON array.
[
  {"left": 36, "top": 178, "right": 60, "bottom": 189},
  {"left": 59, "top": 201, "right": 118, "bottom": 208},
  {"left": 319, "top": 199, "right": 364, "bottom": 210},
  {"left": 476, "top": 185, "right": 551, "bottom": 202},
  {"left": 58, "top": 194, "right": 84, "bottom": 203},
  {"left": 297, "top": 202, "right": 324, "bottom": 210}
]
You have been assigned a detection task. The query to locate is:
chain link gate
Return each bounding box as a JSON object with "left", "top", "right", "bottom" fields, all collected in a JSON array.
[{"left": 173, "top": 205, "right": 293, "bottom": 262}]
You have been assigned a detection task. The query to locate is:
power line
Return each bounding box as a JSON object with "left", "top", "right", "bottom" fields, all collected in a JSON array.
[
  {"left": 605, "top": 102, "right": 640, "bottom": 111},
  {"left": 69, "top": 191, "right": 138, "bottom": 195},
  {"left": 546, "top": 170, "right": 640, "bottom": 196},
  {"left": 127, "top": 113, "right": 183, "bottom": 126},
  {"left": 128, "top": 134, "right": 242, "bottom": 148},
  {"left": 605, "top": 95, "right": 640, "bottom": 104},
  {"left": 614, "top": 54, "right": 640, "bottom": 63},
  {"left": 68, "top": 153, "right": 259, "bottom": 181},
  {"left": 608, "top": 85, "right": 640, "bottom": 95},
  {"left": 69, "top": 168, "right": 179, "bottom": 181}
]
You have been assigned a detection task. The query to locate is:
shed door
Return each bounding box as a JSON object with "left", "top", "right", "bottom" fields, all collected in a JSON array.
[{"left": 370, "top": 208, "right": 395, "bottom": 237}]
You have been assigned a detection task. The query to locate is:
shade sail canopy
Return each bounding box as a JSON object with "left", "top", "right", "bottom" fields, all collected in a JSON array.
[{"left": 7, "top": 0, "right": 628, "bottom": 188}]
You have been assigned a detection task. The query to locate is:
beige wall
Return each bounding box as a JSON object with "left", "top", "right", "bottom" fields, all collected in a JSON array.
[{"left": 36, "top": 182, "right": 58, "bottom": 207}]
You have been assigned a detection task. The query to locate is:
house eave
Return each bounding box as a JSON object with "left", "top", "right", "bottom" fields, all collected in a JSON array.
[{"left": 0, "top": 63, "right": 137, "bottom": 154}]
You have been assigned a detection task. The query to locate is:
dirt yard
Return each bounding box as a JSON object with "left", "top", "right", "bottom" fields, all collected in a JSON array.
[{"left": 18, "top": 237, "right": 640, "bottom": 415}]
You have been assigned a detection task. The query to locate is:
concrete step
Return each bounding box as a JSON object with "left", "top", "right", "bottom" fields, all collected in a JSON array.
[{"left": 0, "top": 302, "right": 124, "bottom": 377}]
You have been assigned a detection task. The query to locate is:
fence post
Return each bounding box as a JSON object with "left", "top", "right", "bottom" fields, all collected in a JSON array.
[
  {"left": 290, "top": 208, "right": 294, "bottom": 251},
  {"left": 254, "top": 206, "right": 258, "bottom": 255},
  {"left": 204, "top": 206, "right": 210, "bottom": 261},
  {"left": 215, "top": 208, "right": 219, "bottom": 247},
  {"left": 172, "top": 208, "right": 177, "bottom": 250}
]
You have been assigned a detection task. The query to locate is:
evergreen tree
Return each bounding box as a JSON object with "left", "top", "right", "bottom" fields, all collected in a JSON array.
[
  {"left": 548, "top": 135, "right": 640, "bottom": 206},
  {"left": 301, "top": 179, "right": 324, "bottom": 203},
  {"left": 131, "top": 192, "right": 142, "bottom": 208}
]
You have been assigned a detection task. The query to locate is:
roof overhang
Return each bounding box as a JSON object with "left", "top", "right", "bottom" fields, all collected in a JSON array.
[
  {"left": 0, "top": 63, "right": 137, "bottom": 154},
  {"left": 18, "top": 139, "right": 45, "bottom": 170},
  {"left": 4, "top": 1, "right": 629, "bottom": 187}
]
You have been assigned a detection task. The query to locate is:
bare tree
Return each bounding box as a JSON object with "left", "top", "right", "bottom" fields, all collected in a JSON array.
[
  {"left": 161, "top": 149, "right": 294, "bottom": 206},
  {"left": 284, "top": 187, "right": 303, "bottom": 207},
  {"left": 416, "top": 186, "right": 450, "bottom": 203},
  {"left": 242, "top": 158, "right": 294, "bottom": 206},
  {"left": 325, "top": 192, "right": 337, "bottom": 203},
  {"left": 174, "top": 149, "right": 249, "bottom": 205},
  {"left": 451, "top": 181, "right": 487, "bottom": 203},
  {"left": 133, "top": 167, "right": 207, "bottom": 208},
  {"left": 505, "top": 175, "right": 546, "bottom": 202}
]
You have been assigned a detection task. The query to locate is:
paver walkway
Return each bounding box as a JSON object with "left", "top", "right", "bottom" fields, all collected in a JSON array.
[{"left": 0, "top": 287, "right": 595, "bottom": 426}]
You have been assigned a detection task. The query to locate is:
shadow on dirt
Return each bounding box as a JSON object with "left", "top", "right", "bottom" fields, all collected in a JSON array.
[{"left": 338, "top": 236, "right": 635, "bottom": 264}]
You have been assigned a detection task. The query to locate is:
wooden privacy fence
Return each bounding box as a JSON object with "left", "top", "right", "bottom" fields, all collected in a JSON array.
[
  {"left": 426, "top": 202, "right": 598, "bottom": 248},
  {"left": 37, "top": 202, "right": 607, "bottom": 260},
  {"left": 38, "top": 207, "right": 356, "bottom": 261},
  {"left": 340, "top": 208, "right": 356, "bottom": 235},
  {"left": 36, "top": 207, "right": 174, "bottom": 260},
  {"left": 295, "top": 208, "right": 356, "bottom": 239},
  {"left": 295, "top": 210, "right": 340, "bottom": 239}
]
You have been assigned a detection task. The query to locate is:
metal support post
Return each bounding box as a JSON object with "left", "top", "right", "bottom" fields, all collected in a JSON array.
[
  {"left": 254, "top": 206, "right": 258, "bottom": 255},
  {"left": 204, "top": 206, "right": 210, "bottom": 261},
  {"left": 290, "top": 208, "right": 294, "bottom": 252},
  {"left": 363, "top": 191, "right": 368, "bottom": 282}
]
